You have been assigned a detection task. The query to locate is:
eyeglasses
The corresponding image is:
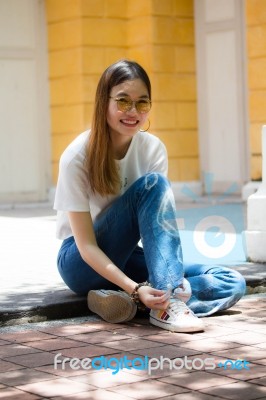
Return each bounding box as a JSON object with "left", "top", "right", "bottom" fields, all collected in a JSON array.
[{"left": 109, "top": 96, "right": 152, "bottom": 113}]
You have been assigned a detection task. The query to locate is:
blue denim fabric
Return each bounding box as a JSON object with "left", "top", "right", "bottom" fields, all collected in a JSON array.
[{"left": 57, "top": 173, "right": 246, "bottom": 317}]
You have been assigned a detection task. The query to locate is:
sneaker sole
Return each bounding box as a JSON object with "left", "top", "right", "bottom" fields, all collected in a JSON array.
[
  {"left": 149, "top": 315, "right": 204, "bottom": 333},
  {"left": 87, "top": 291, "right": 137, "bottom": 324}
]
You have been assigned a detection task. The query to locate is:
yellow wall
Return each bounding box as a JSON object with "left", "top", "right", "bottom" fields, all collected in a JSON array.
[
  {"left": 246, "top": 0, "right": 266, "bottom": 180},
  {"left": 127, "top": 0, "right": 198, "bottom": 181},
  {"left": 46, "top": 0, "right": 198, "bottom": 184}
]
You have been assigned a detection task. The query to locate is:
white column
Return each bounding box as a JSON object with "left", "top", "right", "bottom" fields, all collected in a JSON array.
[{"left": 244, "top": 125, "right": 266, "bottom": 262}]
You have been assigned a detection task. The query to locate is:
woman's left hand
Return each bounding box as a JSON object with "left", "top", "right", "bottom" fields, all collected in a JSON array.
[{"left": 137, "top": 286, "right": 170, "bottom": 310}]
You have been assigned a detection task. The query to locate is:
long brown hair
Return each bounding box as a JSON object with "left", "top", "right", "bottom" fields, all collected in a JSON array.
[{"left": 86, "top": 60, "right": 151, "bottom": 196}]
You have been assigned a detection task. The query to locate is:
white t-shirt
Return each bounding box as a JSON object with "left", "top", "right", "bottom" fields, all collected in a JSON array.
[{"left": 54, "top": 130, "right": 168, "bottom": 240}]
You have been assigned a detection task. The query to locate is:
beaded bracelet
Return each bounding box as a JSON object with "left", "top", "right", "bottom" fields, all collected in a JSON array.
[{"left": 130, "top": 281, "right": 152, "bottom": 310}]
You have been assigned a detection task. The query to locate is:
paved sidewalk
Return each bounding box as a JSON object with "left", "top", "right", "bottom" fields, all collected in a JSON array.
[{"left": 0, "top": 294, "right": 266, "bottom": 399}]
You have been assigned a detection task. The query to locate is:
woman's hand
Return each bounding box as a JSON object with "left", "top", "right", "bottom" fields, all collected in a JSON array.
[{"left": 137, "top": 286, "right": 170, "bottom": 310}]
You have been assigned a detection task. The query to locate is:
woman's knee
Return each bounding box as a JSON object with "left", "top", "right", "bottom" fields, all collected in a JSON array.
[
  {"left": 214, "top": 266, "right": 246, "bottom": 298},
  {"left": 230, "top": 269, "right": 246, "bottom": 297},
  {"left": 187, "top": 265, "right": 247, "bottom": 300},
  {"left": 144, "top": 172, "right": 169, "bottom": 190},
  {"left": 135, "top": 173, "right": 170, "bottom": 193}
]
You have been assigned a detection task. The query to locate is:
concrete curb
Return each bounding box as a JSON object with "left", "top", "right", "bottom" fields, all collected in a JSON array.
[
  {"left": 0, "top": 290, "right": 88, "bottom": 327},
  {"left": 1, "top": 264, "right": 265, "bottom": 327}
]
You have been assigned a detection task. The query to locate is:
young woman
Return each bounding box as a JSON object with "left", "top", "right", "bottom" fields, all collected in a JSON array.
[{"left": 54, "top": 60, "right": 246, "bottom": 333}]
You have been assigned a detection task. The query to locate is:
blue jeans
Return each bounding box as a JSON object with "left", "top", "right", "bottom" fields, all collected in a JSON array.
[{"left": 57, "top": 173, "right": 246, "bottom": 317}]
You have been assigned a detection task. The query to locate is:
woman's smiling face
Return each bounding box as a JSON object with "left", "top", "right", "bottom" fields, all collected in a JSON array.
[{"left": 107, "top": 78, "right": 150, "bottom": 142}]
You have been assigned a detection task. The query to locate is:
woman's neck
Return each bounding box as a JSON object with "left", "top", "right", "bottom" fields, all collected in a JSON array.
[{"left": 112, "top": 136, "right": 133, "bottom": 160}]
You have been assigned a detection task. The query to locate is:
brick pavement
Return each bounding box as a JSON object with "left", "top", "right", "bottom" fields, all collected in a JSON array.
[{"left": 0, "top": 295, "right": 266, "bottom": 399}]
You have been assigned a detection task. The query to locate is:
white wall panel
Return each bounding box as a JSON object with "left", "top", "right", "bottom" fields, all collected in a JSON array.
[
  {"left": 205, "top": 0, "right": 235, "bottom": 23},
  {"left": 0, "top": 0, "right": 50, "bottom": 202},
  {"left": 195, "top": 0, "right": 249, "bottom": 192},
  {"left": 0, "top": 59, "right": 39, "bottom": 193},
  {"left": 0, "top": 0, "right": 34, "bottom": 47},
  {"left": 206, "top": 30, "right": 241, "bottom": 181}
]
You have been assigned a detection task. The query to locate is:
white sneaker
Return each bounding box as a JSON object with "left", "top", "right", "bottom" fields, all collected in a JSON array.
[
  {"left": 87, "top": 289, "right": 137, "bottom": 324},
  {"left": 150, "top": 298, "right": 204, "bottom": 333}
]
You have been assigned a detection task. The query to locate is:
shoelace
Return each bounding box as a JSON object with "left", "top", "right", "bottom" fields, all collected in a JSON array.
[{"left": 169, "top": 298, "right": 191, "bottom": 315}]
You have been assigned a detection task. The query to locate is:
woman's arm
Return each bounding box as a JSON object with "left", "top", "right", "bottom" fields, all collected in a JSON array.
[
  {"left": 68, "top": 211, "right": 170, "bottom": 309},
  {"left": 68, "top": 211, "right": 136, "bottom": 294}
]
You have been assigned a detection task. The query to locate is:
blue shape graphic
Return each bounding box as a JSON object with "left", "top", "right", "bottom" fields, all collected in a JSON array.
[
  {"left": 203, "top": 171, "right": 214, "bottom": 199},
  {"left": 205, "top": 227, "right": 225, "bottom": 247},
  {"left": 178, "top": 171, "right": 246, "bottom": 265},
  {"left": 181, "top": 185, "right": 201, "bottom": 202}
]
